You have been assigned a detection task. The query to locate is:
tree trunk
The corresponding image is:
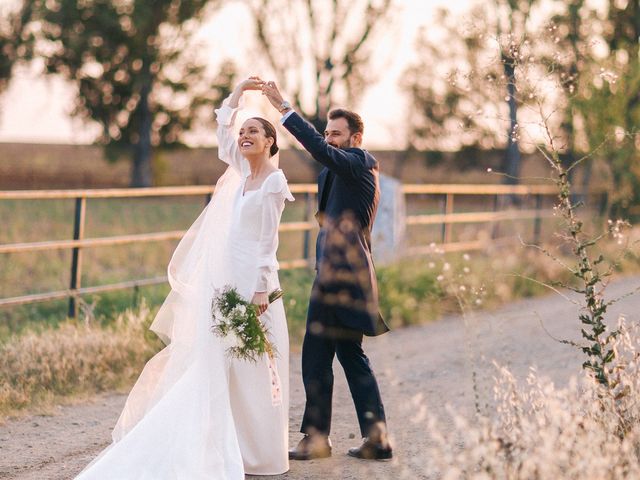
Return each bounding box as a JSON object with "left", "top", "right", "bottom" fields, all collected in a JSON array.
[
  {"left": 503, "top": 57, "right": 521, "bottom": 186},
  {"left": 501, "top": 55, "right": 522, "bottom": 208},
  {"left": 131, "top": 69, "right": 153, "bottom": 187}
]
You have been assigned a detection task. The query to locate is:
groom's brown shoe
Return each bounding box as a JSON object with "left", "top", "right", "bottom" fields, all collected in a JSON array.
[
  {"left": 347, "top": 423, "right": 392, "bottom": 460},
  {"left": 288, "top": 434, "right": 332, "bottom": 460},
  {"left": 347, "top": 438, "right": 393, "bottom": 460}
]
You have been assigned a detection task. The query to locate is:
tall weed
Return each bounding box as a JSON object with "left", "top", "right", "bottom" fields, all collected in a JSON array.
[{"left": 0, "top": 302, "right": 161, "bottom": 420}]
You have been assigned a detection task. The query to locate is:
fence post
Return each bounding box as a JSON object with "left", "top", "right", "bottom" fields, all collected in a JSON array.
[
  {"left": 533, "top": 193, "right": 543, "bottom": 245},
  {"left": 68, "top": 196, "right": 87, "bottom": 318},
  {"left": 491, "top": 193, "right": 500, "bottom": 239},
  {"left": 442, "top": 192, "right": 454, "bottom": 244},
  {"left": 302, "top": 192, "right": 314, "bottom": 265}
]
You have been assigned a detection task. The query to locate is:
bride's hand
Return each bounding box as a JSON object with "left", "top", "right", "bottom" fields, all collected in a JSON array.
[
  {"left": 229, "top": 76, "right": 264, "bottom": 108},
  {"left": 240, "top": 76, "right": 265, "bottom": 92},
  {"left": 251, "top": 291, "right": 269, "bottom": 316}
]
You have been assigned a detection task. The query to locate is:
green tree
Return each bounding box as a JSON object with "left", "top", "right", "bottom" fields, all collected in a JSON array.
[
  {"left": 248, "top": 0, "right": 394, "bottom": 134},
  {"left": 582, "top": 0, "right": 639, "bottom": 217},
  {"left": 403, "top": 7, "right": 504, "bottom": 152},
  {"left": 29, "top": 0, "right": 233, "bottom": 187},
  {"left": 404, "top": 1, "right": 540, "bottom": 184},
  {"left": 546, "top": 0, "right": 639, "bottom": 215},
  {"left": 547, "top": 0, "right": 585, "bottom": 170},
  {"left": 0, "top": 1, "right": 34, "bottom": 95},
  {"left": 407, "top": 0, "right": 639, "bottom": 215}
]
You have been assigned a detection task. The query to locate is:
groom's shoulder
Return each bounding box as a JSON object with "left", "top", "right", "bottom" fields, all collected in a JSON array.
[{"left": 346, "top": 148, "right": 378, "bottom": 168}]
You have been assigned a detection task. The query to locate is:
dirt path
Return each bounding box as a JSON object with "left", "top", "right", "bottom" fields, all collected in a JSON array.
[{"left": 2, "top": 276, "right": 639, "bottom": 480}]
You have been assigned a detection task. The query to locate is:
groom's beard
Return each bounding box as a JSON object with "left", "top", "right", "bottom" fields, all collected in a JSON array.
[{"left": 328, "top": 138, "right": 352, "bottom": 149}]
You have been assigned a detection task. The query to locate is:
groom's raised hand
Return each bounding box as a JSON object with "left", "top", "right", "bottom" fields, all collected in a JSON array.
[{"left": 262, "top": 81, "right": 291, "bottom": 114}]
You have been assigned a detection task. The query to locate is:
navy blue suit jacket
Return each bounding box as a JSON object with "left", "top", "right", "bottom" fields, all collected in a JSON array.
[{"left": 283, "top": 112, "right": 389, "bottom": 336}]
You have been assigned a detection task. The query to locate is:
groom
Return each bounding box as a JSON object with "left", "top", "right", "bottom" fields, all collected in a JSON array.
[{"left": 262, "top": 81, "right": 392, "bottom": 461}]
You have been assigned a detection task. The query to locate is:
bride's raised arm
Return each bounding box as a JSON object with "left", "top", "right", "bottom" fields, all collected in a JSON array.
[{"left": 214, "top": 77, "right": 265, "bottom": 175}]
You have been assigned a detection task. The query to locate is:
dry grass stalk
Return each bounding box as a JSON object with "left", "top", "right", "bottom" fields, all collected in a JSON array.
[
  {"left": 0, "top": 302, "right": 160, "bottom": 420},
  {"left": 422, "top": 318, "right": 640, "bottom": 479}
]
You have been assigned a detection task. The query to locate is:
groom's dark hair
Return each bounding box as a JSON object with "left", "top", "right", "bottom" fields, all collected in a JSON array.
[{"left": 328, "top": 108, "right": 364, "bottom": 136}]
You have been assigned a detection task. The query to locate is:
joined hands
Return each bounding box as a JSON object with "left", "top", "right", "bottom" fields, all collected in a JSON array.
[{"left": 235, "top": 76, "right": 290, "bottom": 113}]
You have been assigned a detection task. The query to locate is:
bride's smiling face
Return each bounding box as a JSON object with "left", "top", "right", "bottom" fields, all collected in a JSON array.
[{"left": 238, "top": 119, "right": 274, "bottom": 158}]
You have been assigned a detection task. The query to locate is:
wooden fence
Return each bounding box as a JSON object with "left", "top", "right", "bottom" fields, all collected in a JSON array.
[{"left": 0, "top": 183, "right": 605, "bottom": 316}]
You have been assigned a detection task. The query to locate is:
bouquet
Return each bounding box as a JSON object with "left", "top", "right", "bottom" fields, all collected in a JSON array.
[{"left": 211, "top": 286, "right": 284, "bottom": 362}]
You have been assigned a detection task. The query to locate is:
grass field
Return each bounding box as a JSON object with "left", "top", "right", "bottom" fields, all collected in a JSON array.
[
  {"left": 0, "top": 195, "right": 313, "bottom": 334},
  {"left": 0, "top": 189, "right": 599, "bottom": 337}
]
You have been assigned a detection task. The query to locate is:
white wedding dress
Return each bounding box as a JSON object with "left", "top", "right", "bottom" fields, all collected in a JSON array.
[{"left": 75, "top": 97, "right": 294, "bottom": 479}]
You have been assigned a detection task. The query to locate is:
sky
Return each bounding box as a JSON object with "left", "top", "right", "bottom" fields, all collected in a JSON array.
[{"left": 0, "top": 0, "right": 472, "bottom": 150}]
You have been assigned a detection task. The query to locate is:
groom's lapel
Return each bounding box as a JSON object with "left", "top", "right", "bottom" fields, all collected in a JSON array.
[{"left": 317, "top": 167, "right": 330, "bottom": 211}]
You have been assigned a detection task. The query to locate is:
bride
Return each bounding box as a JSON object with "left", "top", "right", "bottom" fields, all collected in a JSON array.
[{"left": 75, "top": 77, "right": 294, "bottom": 479}]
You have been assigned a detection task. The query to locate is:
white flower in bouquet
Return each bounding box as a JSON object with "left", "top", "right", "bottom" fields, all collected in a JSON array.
[{"left": 210, "top": 286, "right": 283, "bottom": 362}]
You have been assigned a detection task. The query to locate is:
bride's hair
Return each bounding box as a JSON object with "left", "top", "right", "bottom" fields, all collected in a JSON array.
[{"left": 251, "top": 117, "right": 279, "bottom": 157}]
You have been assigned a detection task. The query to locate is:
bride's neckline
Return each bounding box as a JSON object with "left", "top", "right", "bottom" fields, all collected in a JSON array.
[{"left": 242, "top": 169, "right": 282, "bottom": 197}]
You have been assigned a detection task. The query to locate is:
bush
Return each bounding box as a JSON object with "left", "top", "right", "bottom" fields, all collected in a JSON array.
[{"left": 377, "top": 261, "right": 444, "bottom": 327}]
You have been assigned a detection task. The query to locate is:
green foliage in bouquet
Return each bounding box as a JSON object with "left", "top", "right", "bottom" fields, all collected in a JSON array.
[{"left": 211, "top": 286, "right": 282, "bottom": 362}]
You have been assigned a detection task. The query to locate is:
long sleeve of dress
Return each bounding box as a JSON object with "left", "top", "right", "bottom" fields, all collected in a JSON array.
[
  {"left": 214, "top": 96, "right": 249, "bottom": 177},
  {"left": 255, "top": 173, "right": 295, "bottom": 292}
]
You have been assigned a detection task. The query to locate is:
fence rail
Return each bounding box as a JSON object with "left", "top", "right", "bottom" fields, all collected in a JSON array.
[{"left": 1, "top": 183, "right": 605, "bottom": 314}]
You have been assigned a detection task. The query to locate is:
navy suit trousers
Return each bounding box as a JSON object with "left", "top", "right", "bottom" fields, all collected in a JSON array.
[{"left": 300, "top": 297, "right": 387, "bottom": 437}]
